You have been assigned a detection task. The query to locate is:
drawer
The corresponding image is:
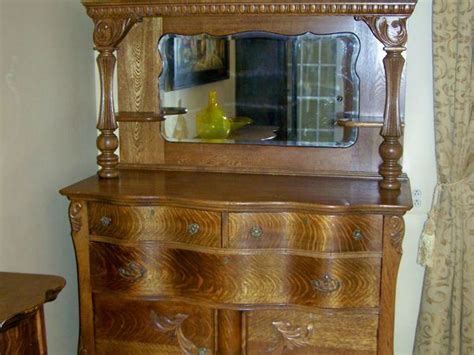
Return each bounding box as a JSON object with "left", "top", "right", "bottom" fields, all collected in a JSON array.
[
  {"left": 246, "top": 309, "right": 378, "bottom": 354},
  {"left": 93, "top": 293, "right": 215, "bottom": 354},
  {"left": 88, "top": 202, "right": 221, "bottom": 247},
  {"left": 90, "top": 241, "right": 381, "bottom": 308},
  {"left": 228, "top": 213, "right": 382, "bottom": 252}
]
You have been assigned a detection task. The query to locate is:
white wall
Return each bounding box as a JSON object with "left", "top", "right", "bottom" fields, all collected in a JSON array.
[
  {"left": 396, "top": 0, "right": 436, "bottom": 354},
  {"left": 0, "top": 0, "right": 97, "bottom": 354}
]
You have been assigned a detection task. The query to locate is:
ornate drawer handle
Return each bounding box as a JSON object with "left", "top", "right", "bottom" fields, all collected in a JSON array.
[
  {"left": 352, "top": 229, "right": 363, "bottom": 241},
  {"left": 187, "top": 223, "right": 200, "bottom": 236},
  {"left": 118, "top": 262, "right": 146, "bottom": 281},
  {"left": 100, "top": 216, "right": 112, "bottom": 227},
  {"left": 250, "top": 226, "right": 263, "bottom": 239},
  {"left": 311, "top": 273, "right": 341, "bottom": 293}
]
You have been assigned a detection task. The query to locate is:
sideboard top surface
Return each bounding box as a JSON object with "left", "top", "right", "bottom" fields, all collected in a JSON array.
[{"left": 61, "top": 169, "right": 412, "bottom": 213}]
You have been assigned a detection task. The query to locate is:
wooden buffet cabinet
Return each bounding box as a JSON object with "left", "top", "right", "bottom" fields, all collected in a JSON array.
[{"left": 62, "top": 1, "right": 416, "bottom": 354}]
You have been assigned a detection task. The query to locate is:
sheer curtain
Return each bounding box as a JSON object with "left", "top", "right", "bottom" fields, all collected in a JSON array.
[{"left": 414, "top": 0, "right": 473, "bottom": 354}]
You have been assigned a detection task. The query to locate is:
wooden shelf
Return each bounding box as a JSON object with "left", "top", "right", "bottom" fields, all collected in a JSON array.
[
  {"left": 336, "top": 118, "right": 405, "bottom": 129},
  {"left": 116, "top": 107, "right": 187, "bottom": 122}
]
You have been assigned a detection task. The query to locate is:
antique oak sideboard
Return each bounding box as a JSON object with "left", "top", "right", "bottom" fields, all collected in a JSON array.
[{"left": 61, "top": 1, "right": 416, "bottom": 354}]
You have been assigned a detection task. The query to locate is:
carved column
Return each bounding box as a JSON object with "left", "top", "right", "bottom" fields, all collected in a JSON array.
[
  {"left": 357, "top": 16, "right": 408, "bottom": 190},
  {"left": 92, "top": 17, "right": 140, "bottom": 178}
]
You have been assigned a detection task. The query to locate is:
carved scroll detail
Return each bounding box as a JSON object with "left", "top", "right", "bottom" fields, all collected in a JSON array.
[
  {"left": 150, "top": 311, "right": 202, "bottom": 354},
  {"left": 93, "top": 17, "right": 139, "bottom": 49},
  {"left": 272, "top": 321, "right": 314, "bottom": 352},
  {"left": 356, "top": 16, "right": 407, "bottom": 49},
  {"left": 93, "top": 16, "right": 140, "bottom": 178},
  {"left": 388, "top": 216, "right": 405, "bottom": 254},
  {"left": 69, "top": 201, "right": 83, "bottom": 232},
  {"left": 357, "top": 16, "right": 408, "bottom": 190}
]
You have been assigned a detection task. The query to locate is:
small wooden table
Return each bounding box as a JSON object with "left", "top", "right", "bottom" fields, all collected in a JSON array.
[{"left": 0, "top": 272, "right": 66, "bottom": 354}]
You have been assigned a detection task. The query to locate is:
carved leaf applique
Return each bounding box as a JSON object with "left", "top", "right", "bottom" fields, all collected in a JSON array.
[
  {"left": 272, "top": 321, "right": 314, "bottom": 352},
  {"left": 150, "top": 311, "right": 204, "bottom": 354}
]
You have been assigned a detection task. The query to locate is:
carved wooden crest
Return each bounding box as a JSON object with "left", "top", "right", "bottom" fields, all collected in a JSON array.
[{"left": 85, "top": 3, "right": 416, "bottom": 19}]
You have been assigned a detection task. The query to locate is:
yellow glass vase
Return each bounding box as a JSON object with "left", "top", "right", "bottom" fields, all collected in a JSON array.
[{"left": 196, "top": 91, "right": 231, "bottom": 140}]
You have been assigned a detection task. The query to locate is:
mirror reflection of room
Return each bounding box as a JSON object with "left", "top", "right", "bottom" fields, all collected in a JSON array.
[{"left": 159, "top": 32, "right": 360, "bottom": 147}]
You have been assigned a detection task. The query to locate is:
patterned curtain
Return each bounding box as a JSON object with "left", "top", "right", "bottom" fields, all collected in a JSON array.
[{"left": 414, "top": 0, "right": 473, "bottom": 354}]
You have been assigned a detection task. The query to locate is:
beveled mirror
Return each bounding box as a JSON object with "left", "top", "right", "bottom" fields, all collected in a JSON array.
[{"left": 159, "top": 32, "right": 361, "bottom": 147}]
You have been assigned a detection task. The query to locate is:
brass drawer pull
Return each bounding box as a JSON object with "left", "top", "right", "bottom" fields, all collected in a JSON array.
[
  {"left": 118, "top": 262, "right": 146, "bottom": 281},
  {"left": 187, "top": 223, "right": 200, "bottom": 236},
  {"left": 311, "top": 273, "right": 341, "bottom": 293},
  {"left": 100, "top": 216, "right": 112, "bottom": 227},
  {"left": 250, "top": 226, "right": 263, "bottom": 239},
  {"left": 352, "top": 229, "right": 363, "bottom": 241}
]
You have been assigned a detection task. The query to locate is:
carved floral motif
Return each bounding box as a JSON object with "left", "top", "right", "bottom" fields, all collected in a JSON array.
[
  {"left": 271, "top": 321, "right": 314, "bottom": 352},
  {"left": 69, "top": 201, "right": 83, "bottom": 232},
  {"left": 388, "top": 215, "right": 405, "bottom": 254}
]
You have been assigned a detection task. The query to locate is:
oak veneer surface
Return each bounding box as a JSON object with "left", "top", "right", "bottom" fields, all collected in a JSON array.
[
  {"left": 60, "top": 169, "right": 412, "bottom": 213},
  {"left": 89, "top": 202, "right": 221, "bottom": 246},
  {"left": 0, "top": 273, "right": 65, "bottom": 355},
  {"left": 0, "top": 273, "right": 65, "bottom": 331},
  {"left": 228, "top": 213, "right": 382, "bottom": 252},
  {"left": 246, "top": 309, "right": 378, "bottom": 354},
  {"left": 90, "top": 241, "right": 381, "bottom": 308},
  {"left": 94, "top": 294, "right": 215, "bottom": 354}
]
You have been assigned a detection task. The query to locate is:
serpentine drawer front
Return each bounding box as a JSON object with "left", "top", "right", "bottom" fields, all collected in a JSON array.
[
  {"left": 228, "top": 213, "right": 383, "bottom": 252},
  {"left": 89, "top": 241, "right": 381, "bottom": 308},
  {"left": 88, "top": 202, "right": 221, "bottom": 247}
]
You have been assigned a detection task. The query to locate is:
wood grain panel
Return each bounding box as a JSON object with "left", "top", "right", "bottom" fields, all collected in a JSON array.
[
  {"left": 90, "top": 241, "right": 381, "bottom": 308},
  {"left": 217, "top": 309, "right": 241, "bottom": 354},
  {"left": 378, "top": 215, "right": 405, "bottom": 355},
  {"left": 88, "top": 202, "right": 221, "bottom": 247},
  {"left": 0, "top": 311, "right": 42, "bottom": 355},
  {"left": 93, "top": 293, "right": 215, "bottom": 354},
  {"left": 118, "top": 17, "right": 164, "bottom": 164},
  {"left": 229, "top": 213, "right": 382, "bottom": 252},
  {"left": 246, "top": 309, "right": 378, "bottom": 354}
]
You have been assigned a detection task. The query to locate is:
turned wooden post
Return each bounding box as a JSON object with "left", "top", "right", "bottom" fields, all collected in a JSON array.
[
  {"left": 92, "top": 17, "right": 139, "bottom": 178},
  {"left": 357, "top": 16, "right": 408, "bottom": 190}
]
